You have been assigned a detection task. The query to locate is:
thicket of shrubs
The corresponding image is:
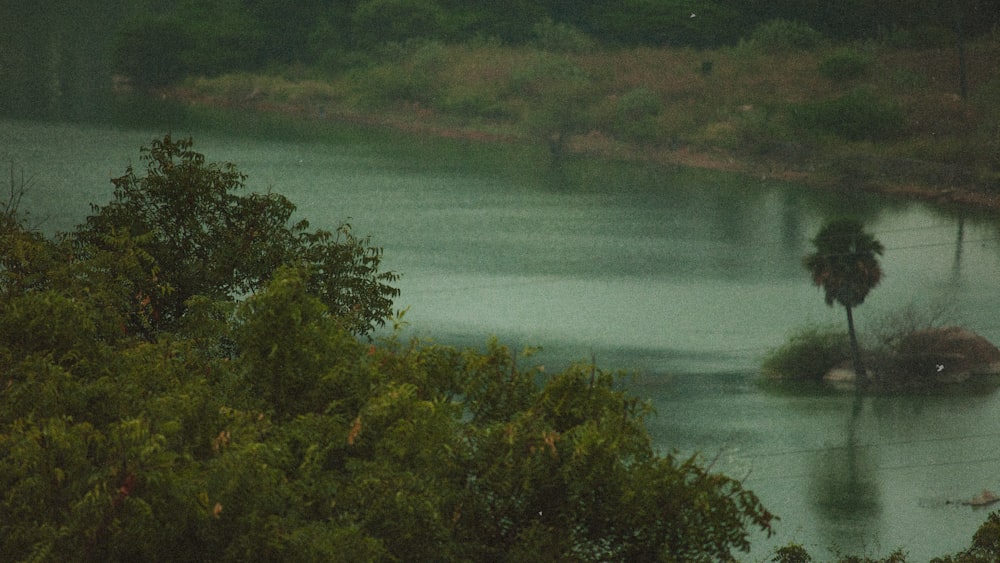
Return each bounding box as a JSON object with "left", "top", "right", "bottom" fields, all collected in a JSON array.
[
  {"left": 790, "top": 87, "right": 904, "bottom": 141},
  {"left": 761, "top": 326, "right": 852, "bottom": 383},
  {"left": 818, "top": 49, "right": 872, "bottom": 82}
]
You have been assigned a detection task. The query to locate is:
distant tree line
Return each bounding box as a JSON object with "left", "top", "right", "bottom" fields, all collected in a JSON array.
[{"left": 115, "top": 0, "right": 1000, "bottom": 86}]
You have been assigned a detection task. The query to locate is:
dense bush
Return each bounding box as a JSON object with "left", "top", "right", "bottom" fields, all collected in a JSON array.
[
  {"left": 818, "top": 49, "right": 872, "bottom": 82},
  {"left": 744, "top": 19, "right": 826, "bottom": 53},
  {"left": 74, "top": 135, "right": 399, "bottom": 336},
  {"left": 761, "top": 326, "right": 852, "bottom": 382},
  {"left": 612, "top": 87, "right": 664, "bottom": 143},
  {"left": 511, "top": 54, "right": 600, "bottom": 161},
  {"left": 883, "top": 24, "right": 960, "bottom": 49},
  {"left": 590, "top": 0, "right": 746, "bottom": 47},
  {"left": 933, "top": 511, "right": 1000, "bottom": 562},
  {"left": 351, "top": 0, "right": 449, "bottom": 49},
  {"left": 531, "top": 17, "right": 596, "bottom": 53},
  {"left": 791, "top": 88, "right": 904, "bottom": 141},
  {"left": 108, "top": 0, "right": 1000, "bottom": 86}
]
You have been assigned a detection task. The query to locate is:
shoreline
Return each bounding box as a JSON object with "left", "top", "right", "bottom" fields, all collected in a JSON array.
[{"left": 165, "top": 87, "right": 1000, "bottom": 214}]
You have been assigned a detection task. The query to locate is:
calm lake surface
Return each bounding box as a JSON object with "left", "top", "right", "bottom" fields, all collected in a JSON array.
[{"left": 4, "top": 112, "right": 1000, "bottom": 560}]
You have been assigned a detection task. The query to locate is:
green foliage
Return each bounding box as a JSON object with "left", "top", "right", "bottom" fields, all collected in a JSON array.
[
  {"left": 613, "top": 87, "right": 665, "bottom": 143},
  {"left": 75, "top": 134, "right": 399, "bottom": 335},
  {"left": 351, "top": 0, "right": 449, "bottom": 49},
  {"left": 0, "top": 139, "right": 776, "bottom": 562},
  {"left": 772, "top": 542, "right": 814, "bottom": 562},
  {"left": 350, "top": 41, "right": 447, "bottom": 108},
  {"left": 531, "top": 17, "right": 596, "bottom": 54},
  {"left": 512, "top": 54, "right": 600, "bottom": 161},
  {"left": 762, "top": 326, "right": 851, "bottom": 382},
  {"left": 233, "top": 266, "right": 366, "bottom": 418},
  {"left": 818, "top": 49, "right": 872, "bottom": 82},
  {"left": 115, "top": 4, "right": 273, "bottom": 82},
  {"left": 179, "top": 7, "right": 266, "bottom": 77},
  {"left": 106, "top": 0, "right": 1000, "bottom": 89},
  {"left": 804, "top": 218, "right": 884, "bottom": 309},
  {"left": 791, "top": 88, "right": 904, "bottom": 141},
  {"left": 883, "top": 25, "right": 958, "bottom": 49},
  {"left": 839, "top": 550, "right": 909, "bottom": 563},
  {"left": 0, "top": 300, "right": 776, "bottom": 561},
  {"left": 617, "top": 87, "right": 662, "bottom": 120},
  {"left": 0, "top": 291, "right": 99, "bottom": 368},
  {"left": 745, "top": 19, "right": 826, "bottom": 53},
  {"left": 970, "top": 77, "right": 1000, "bottom": 179},
  {"left": 714, "top": 106, "right": 799, "bottom": 157}
]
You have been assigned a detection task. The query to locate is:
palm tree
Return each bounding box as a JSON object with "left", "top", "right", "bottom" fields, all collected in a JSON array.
[{"left": 804, "top": 219, "right": 884, "bottom": 386}]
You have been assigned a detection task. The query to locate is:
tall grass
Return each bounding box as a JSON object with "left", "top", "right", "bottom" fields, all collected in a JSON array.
[
  {"left": 790, "top": 87, "right": 904, "bottom": 141},
  {"left": 173, "top": 34, "right": 1000, "bottom": 177},
  {"left": 761, "top": 326, "right": 851, "bottom": 382}
]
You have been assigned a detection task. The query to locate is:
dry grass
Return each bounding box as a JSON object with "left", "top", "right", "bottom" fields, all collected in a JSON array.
[{"left": 168, "top": 34, "right": 1000, "bottom": 196}]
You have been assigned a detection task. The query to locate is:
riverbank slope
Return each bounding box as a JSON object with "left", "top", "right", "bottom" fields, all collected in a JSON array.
[{"left": 155, "top": 37, "right": 1000, "bottom": 210}]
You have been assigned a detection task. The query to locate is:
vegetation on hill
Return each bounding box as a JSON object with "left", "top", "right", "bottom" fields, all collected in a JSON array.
[
  {"left": 133, "top": 16, "right": 1000, "bottom": 205},
  {"left": 113, "top": 0, "right": 1000, "bottom": 79}
]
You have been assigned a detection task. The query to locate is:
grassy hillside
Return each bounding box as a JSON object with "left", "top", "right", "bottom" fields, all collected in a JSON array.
[{"left": 160, "top": 32, "right": 1000, "bottom": 206}]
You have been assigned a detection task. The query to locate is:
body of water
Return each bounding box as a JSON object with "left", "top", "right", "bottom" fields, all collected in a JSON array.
[{"left": 3, "top": 112, "right": 1000, "bottom": 560}]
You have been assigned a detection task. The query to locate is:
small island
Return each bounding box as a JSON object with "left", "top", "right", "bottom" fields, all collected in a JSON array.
[
  {"left": 764, "top": 324, "right": 1000, "bottom": 392},
  {"left": 765, "top": 219, "right": 1000, "bottom": 392}
]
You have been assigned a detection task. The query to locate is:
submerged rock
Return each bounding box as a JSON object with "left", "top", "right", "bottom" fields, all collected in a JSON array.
[
  {"left": 963, "top": 490, "right": 1000, "bottom": 507},
  {"left": 887, "top": 326, "right": 1000, "bottom": 383},
  {"left": 822, "top": 326, "right": 1000, "bottom": 390}
]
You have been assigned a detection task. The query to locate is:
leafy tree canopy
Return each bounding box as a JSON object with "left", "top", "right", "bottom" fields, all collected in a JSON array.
[
  {"left": 0, "top": 141, "right": 777, "bottom": 561},
  {"left": 75, "top": 134, "right": 399, "bottom": 336},
  {"left": 804, "top": 218, "right": 884, "bottom": 309}
]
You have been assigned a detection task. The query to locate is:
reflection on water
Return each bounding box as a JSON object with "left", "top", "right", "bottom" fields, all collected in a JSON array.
[
  {"left": 648, "top": 374, "right": 1000, "bottom": 560},
  {"left": 0, "top": 2, "right": 125, "bottom": 122},
  {"left": 807, "top": 398, "right": 883, "bottom": 556},
  {"left": 953, "top": 215, "right": 966, "bottom": 282}
]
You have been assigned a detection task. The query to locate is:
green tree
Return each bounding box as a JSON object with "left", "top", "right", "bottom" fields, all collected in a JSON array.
[
  {"left": 514, "top": 54, "right": 599, "bottom": 165},
  {"left": 232, "top": 266, "right": 368, "bottom": 418},
  {"left": 1, "top": 141, "right": 776, "bottom": 562},
  {"left": 114, "top": 16, "right": 192, "bottom": 89},
  {"left": 351, "top": 0, "right": 449, "bottom": 48},
  {"left": 75, "top": 135, "right": 399, "bottom": 335},
  {"left": 803, "top": 218, "right": 884, "bottom": 385}
]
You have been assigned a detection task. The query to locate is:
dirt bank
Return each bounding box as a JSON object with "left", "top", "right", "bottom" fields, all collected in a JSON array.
[{"left": 165, "top": 86, "right": 1000, "bottom": 214}]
